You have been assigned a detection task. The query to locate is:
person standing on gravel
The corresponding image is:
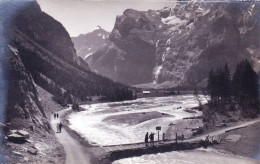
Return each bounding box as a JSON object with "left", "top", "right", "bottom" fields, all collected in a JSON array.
[
  {"left": 59, "top": 122, "right": 63, "bottom": 133},
  {"left": 149, "top": 132, "right": 154, "bottom": 146},
  {"left": 145, "top": 132, "right": 149, "bottom": 147},
  {"left": 56, "top": 123, "right": 59, "bottom": 133},
  {"left": 57, "top": 113, "right": 59, "bottom": 119}
]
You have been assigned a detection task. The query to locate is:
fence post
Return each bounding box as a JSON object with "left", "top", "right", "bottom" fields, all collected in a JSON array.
[
  {"left": 158, "top": 130, "right": 160, "bottom": 141},
  {"left": 163, "top": 133, "right": 165, "bottom": 141},
  {"left": 175, "top": 132, "right": 178, "bottom": 144}
]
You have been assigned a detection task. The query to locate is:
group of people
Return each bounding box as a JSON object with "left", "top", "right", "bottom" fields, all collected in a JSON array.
[
  {"left": 145, "top": 132, "right": 155, "bottom": 147},
  {"left": 53, "top": 113, "right": 62, "bottom": 133},
  {"left": 53, "top": 113, "right": 59, "bottom": 119}
]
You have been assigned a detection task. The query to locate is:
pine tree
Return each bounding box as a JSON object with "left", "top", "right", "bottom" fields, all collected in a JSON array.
[
  {"left": 232, "top": 59, "right": 258, "bottom": 99},
  {"left": 207, "top": 68, "right": 215, "bottom": 99},
  {"left": 223, "top": 63, "right": 231, "bottom": 99}
]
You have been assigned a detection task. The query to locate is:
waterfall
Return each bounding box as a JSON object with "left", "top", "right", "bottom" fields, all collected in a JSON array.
[{"left": 153, "top": 65, "right": 162, "bottom": 84}]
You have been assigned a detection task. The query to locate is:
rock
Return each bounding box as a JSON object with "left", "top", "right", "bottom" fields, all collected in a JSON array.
[
  {"left": 27, "top": 148, "right": 38, "bottom": 155},
  {"left": 17, "top": 130, "right": 30, "bottom": 139},
  {"left": 26, "top": 139, "right": 33, "bottom": 143},
  {"left": 160, "top": 7, "right": 171, "bottom": 18},
  {"left": 10, "top": 130, "right": 18, "bottom": 134},
  {"left": 7, "top": 134, "right": 26, "bottom": 143},
  {"left": 7, "top": 129, "right": 29, "bottom": 143},
  {"left": 30, "top": 125, "right": 35, "bottom": 132},
  {"left": 13, "top": 151, "right": 24, "bottom": 157},
  {"left": 225, "top": 134, "right": 241, "bottom": 142},
  {"left": 24, "top": 157, "right": 29, "bottom": 162}
]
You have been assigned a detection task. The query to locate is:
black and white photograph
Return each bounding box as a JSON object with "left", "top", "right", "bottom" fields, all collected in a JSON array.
[{"left": 0, "top": 0, "right": 260, "bottom": 163}]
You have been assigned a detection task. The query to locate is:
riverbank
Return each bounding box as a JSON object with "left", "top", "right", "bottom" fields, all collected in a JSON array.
[
  {"left": 61, "top": 109, "right": 108, "bottom": 163},
  {"left": 199, "top": 103, "right": 260, "bottom": 160},
  {"left": 112, "top": 148, "right": 258, "bottom": 164},
  {"left": 213, "top": 121, "right": 260, "bottom": 159}
]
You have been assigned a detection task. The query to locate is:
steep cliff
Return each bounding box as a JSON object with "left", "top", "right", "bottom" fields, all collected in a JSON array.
[
  {"left": 3, "top": 44, "right": 65, "bottom": 164},
  {"left": 0, "top": 2, "right": 66, "bottom": 163},
  {"left": 87, "top": 9, "right": 162, "bottom": 85},
  {"left": 8, "top": 1, "right": 133, "bottom": 102},
  {"left": 86, "top": 2, "right": 260, "bottom": 87},
  {"left": 6, "top": 45, "right": 48, "bottom": 132},
  {"left": 1, "top": 1, "right": 133, "bottom": 163}
]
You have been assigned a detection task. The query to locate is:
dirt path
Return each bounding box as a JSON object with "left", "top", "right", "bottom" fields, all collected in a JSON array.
[
  {"left": 187, "top": 118, "right": 260, "bottom": 142},
  {"left": 50, "top": 108, "right": 91, "bottom": 164}
]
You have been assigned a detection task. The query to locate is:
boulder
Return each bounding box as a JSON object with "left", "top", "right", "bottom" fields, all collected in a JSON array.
[
  {"left": 7, "top": 129, "right": 30, "bottom": 143},
  {"left": 160, "top": 7, "right": 171, "bottom": 18},
  {"left": 7, "top": 133, "right": 26, "bottom": 143},
  {"left": 17, "top": 130, "right": 30, "bottom": 139},
  {"left": 27, "top": 148, "right": 38, "bottom": 155}
]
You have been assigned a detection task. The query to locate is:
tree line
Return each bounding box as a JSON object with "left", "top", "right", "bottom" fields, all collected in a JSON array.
[
  {"left": 207, "top": 59, "right": 259, "bottom": 118},
  {"left": 16, "top": 44, "right": 134, "bottom": 107}
]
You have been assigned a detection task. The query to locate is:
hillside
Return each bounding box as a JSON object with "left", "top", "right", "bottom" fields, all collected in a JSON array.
[
  {"left": 7, "top": 2, "right": 133, "bottom": 102},
  {"left": 0, "top": 1, "right": 133, "bottom": 162},
  {"left": 86, "top": 2, "right": 260, "bottom": 87},
  {"left": 4, "top": 45, "right": 65, "bottom": 163}
]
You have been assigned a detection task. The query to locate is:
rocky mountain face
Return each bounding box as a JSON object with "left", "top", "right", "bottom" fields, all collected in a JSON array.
[
  {"left": 6, "top": 45, "right": 48, "bottom": 132},
  {"left": 1, "top": 1, "right": 133, "bottom": 162},
  {"left": 72, "top": 26, "right": 110, "bottom": 60},
  {"left": 8, "top": 2, "right": 132, "bottom": 103},
  {"left": 86, "top": 2, "right": 260, "bottom": 87},
  {"left": 0, "top": 2, "right": 66, "bottom": 163},
  {"left": 3, "top": 44, "right": 65, "bottom": 163},
  {"left": 11, "top": 3, "right": 89, "bottom": 71}
]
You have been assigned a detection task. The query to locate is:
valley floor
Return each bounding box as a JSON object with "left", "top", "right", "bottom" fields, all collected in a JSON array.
[
  {"left": 63, "top": 95, "right": 260, "bottom": 163},
  {"left": 36, "top": 88, "right": 260, "bottom": 164}
]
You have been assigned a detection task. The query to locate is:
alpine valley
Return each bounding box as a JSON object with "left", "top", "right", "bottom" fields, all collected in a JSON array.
[{"left": 72, "top": 2, "right": 260, "bottom": 88}]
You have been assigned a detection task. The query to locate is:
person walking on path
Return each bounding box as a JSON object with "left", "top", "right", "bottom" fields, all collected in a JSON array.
[
  {"left": 59, "top": 122, "right": 63, "bottom": 133},
  {"left": 54, "top": 113, "right": 56, "bottom": 119},
  {"left": 149, "top": 132, "right": 154, "bottom": 146},
  {"left": 57, "top": 113, "right": 59, "bottom": 119},
  {"left": 145, "top": 132, "right": 149, "bottom": 147},
  {"left": 56, "top": 123, "right": 60, "bottom": 133}
]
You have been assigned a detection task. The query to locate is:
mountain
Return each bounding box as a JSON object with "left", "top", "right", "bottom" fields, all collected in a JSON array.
[
  {"left": 0, "top": 1, "right": 67, "bottom": 163},
  {"left": 1, "top": 1, "right": 133, "bottom": 162},
  {"left": 86, "top": 2, "right": 260, "bottom": 88},
  {"left": 7, "top": 2, "right": 133, "bottom": 103},
  {"left": 71, "top": 26, "right": 110, "bottom": 61}
]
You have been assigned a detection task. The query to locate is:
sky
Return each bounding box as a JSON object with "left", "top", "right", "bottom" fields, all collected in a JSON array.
[{"left": 37, "top": 0, "right": 175, "bottom": 37}]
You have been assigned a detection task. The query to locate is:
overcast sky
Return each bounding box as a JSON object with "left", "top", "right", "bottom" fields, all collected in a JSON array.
[{"left": 37, "top": 0, "right": 174, "bottom": 37}]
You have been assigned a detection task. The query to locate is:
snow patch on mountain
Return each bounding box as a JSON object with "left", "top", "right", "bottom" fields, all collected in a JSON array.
[
  {"left": 162, "top": 15, "right": 187, "bottom": 25},
  {"left": 84, "top": 53, "right": 93, "bottom": 59}
]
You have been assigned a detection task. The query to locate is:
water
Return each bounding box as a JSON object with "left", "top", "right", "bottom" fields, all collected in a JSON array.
[
  {"left": 68, "top": 95, "right": 207, "bottom": 146},
  {"left": 113, "top": 148, "right": 257, "bottom": 164},
  {"left": 252, "top": 74, "right": 260, "bottom": 160}
]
